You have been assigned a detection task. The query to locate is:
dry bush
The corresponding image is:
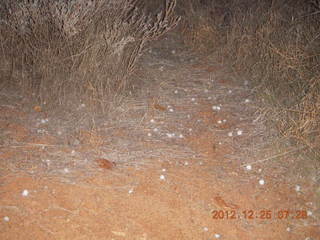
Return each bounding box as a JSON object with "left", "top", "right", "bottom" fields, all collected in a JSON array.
[
  {"left": 0, "top": 0, "right": 180, "bottom": 110},
  {"left": 179, "top": 0, "right": 320, "bottom": 157}
]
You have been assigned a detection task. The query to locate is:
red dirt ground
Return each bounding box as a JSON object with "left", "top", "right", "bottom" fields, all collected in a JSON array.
[{"left": 0, "top": 34, "right": 319, "bottom": 240}]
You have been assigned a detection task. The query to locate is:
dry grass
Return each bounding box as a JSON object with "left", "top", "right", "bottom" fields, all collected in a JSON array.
[
  {"left": 0, "top": 0, "right": 180, "bottom": 111},
  {"left": 179, "top": 0, "right": 320, "bottom": 158}
]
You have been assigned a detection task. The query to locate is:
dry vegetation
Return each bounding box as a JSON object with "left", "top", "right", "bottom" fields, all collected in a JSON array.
[
  {"left": 179, "top": 0, "right": 320, "bottom": 158},
  {"left": 0, "top": 0, "right": 180, "bottom": 110}
]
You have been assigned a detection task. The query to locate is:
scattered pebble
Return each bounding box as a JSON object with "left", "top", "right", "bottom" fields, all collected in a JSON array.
[
  {"left": 184, "top": 161, "right": 189, "bottom": 166},
  {"left": 179, "top": 134, "right": 184, "bottom": 138},
  {"left": 160, "top": 175, "right": 166, "bottom": 180},
  {"left": 147, "top": 133, "right": 152, "bottom": 137},
  {"left": 150, "top": 119, "right": 155, "bottom": 123},
  {"left": 191, "top": 98, "right": 196, "bottom": 102},
  {"left": 307, "top": 210, "right": 312, "bottom": 216},
  {"left": 80, "top": 103, "right": 86, "bottom": 108},
  {"left": 159, "top": 66, "right": 164, "bottom": 71},
  {"left": 223, "top": 119, "right": 227, "bottom": 123},
  {"left": 57, "top": 131, "right": 62, "bottom": 135},
  {"left": 162, "top": 168, "right": 166, "bottom": 172},
  {"left": 174, "top": 90, "right": 178, "bottom": 94},
  {"left": 189, "top": 128, "right": 192, "bottom": 132},
  {"left": 228, "top": 132, "right": 233, "bottom": 137},
  {"left": 203, "top": 227, "right": 208, "bottom": 232},
  {"left": 295, "top": 185, "right": 301, "bottom": 192},
  {"left": 71, "top": 150, "right": 76, "bottom": 156},
  {"left": 171, "top": 50, "right": 176, "bottom": 54},
  {"left": 153, "top": 128, "right": 159, "bottom": 132},
  {"left": 228, "top": 90, "right": 232, "bottom": 93},
  {"left": 259, "top": 179, "right": 265, "bottom": 185},
  {"left": 237, "top": 130, "right": 243, "bottom": 136},
  {"left": 166, "top": 133, "right": 174, "bottom": 138},
  {"left": 218, "top": 142, "right": 222, "bottom": 145},
  {"left": 64, "top": 168, "right": 69, "bottom": 173},
  {"left": 258, "top": 168, "right": 262, "bottom": 173},
  {"left": 169, "top": 108, "right": 174, "bottom": 112},
  {"left": 40, "top": 119, "right": 47, "bottom": 124},
  {"left": 286, "top": 227, "right": 291, "bottom": 232},
  {"left": 208, "top": 96, "right": 212, "bottom": 100},
  {"left": 217, "top": 120, "right": 222, "bottom": 124},
  {"left": 128, "top": 188, "right": 134, "bottom": 194},
  {"left": 244, "top": 80, "right": 249, "bottom": 85},
  {"left": 246, "top": 165, "right": 252, "bottom": 171},
  {"left": 22, "top": 189, "right": 29, "bottom": 197},
  {"left": 204, "top": 89, "right": 209, "bottom": 93},
  {"left": 3, "top": 216, "right": 9, "bottom": 222},
  {"left": 245, "top": 99, "right": 250, "bottom": 103}
]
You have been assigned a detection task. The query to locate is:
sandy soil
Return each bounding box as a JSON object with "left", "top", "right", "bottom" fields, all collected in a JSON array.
[{"left": 0, "top": 33, "right": 319, "bottom": 240}]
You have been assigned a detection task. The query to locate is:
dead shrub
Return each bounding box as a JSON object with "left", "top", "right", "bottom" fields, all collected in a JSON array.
[
  {"left": 0, "top": 0, "right": 180, "bottom": 110},
  {"left": 179, "top": 0, "right": 320, "bottom": 157}
]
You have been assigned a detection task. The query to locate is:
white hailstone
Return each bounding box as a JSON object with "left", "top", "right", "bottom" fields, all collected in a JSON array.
[
  {"left": 245, "top": 99, "right": 250, "bottom": 103},
  {"left": 246, "top": 165, "right": 252, "bottom": 170},
  {"left": 169, "top": 108, "right": 174, "bottom": 112},
  {"left": 174, "top": 90, "right": 178, "bottom": 94},
  {"left": 307, "top": 210, "right": 312, "bottom": 216},
  {"left": 166, "top": 133, "right": 174, "bottom": 138},
  {"left": 204, "top": 89, "right": 209, "bottom": 93},
  {"left": 128, "top": 188, "right": 134, "bottom": 194},
  {"left": 212, "top": 106, "right": 221, "bottom": 111},
  {"left": 237, "top": 130, "right": 243, "bottom": 136},
  {"left": 160, "top": 175, "right": 166, "bottom": 180},
  {"left": 217, "top": 120, "right": 222, "bottom": 124},
  {"left": 295, "top": 185, "right": 301, "bottom": 192},
  {"left": 153, "top": 128, "right": 159, "bottom": 132},
  {"left": 203, "top": 227, "right": 208, "bottom": 232},
  {"left": 3, "top": 216, "right": 9, "bottom": 222},
  {"left": 162, "top": 168, "right": 166, "bottom": 172},
  {"left": 208, "top": 96, "right": 212, "bottom": 100},
  {"left": 64, "top": 168, "right": 69, "bottom": 173},
  {"left": 191, "top": 98, "right": 196, "bottom": 102},
  {"left": 259, "top": 179, "right": 265, "bottom": 185},
  {"left": 228, "top": 90, "right": 232, "bottom": 93},
  {"left": 228, "top": 132, "right": 233, "bottom": 137},
  {"left": 147, "top": 133, "right": 152, "bottom": 137},
  {"left": 22, "top": 189, "right": 29, "bottom": 197},
  {"left": 214, "top": 233, "right": 221, "bottom": 239},
  {"left": 171, "top": 50, "right": 176, "bottom": 54},
  {"left": 150, "top": 119, "right": 155, "bottom": 123}
]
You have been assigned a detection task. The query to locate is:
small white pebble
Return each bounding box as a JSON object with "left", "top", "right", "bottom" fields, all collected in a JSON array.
[
  {"left": 153, "top": 128, "right": 159, "bottom": 132},
  {"left": 228, "top": 132, "right": 233, "bottom": 137},
  {"left": 57, "top": 131, "right": 62, "bottom": 135},
  {"left": 204, "top": 89, "right": 209, "bottom": 93},
  {"left": 214, "top": 233, "right": 221, "bottom": 239},
  {"left": 45, "top": 118, "right": 49, "bottom": 122},
  {"left": 228, "top": 90, "right": 232, "bottom": 93},
  {"left": 191, "top": 98, "right": 196, "bottom": 102},
  {"left": 218, "top": 142, "right": 222, "bottom": 145},
  {"left": 245, "top": 99, "right": 250, "bottom": 103},
  {"left": 179, "top": 134, "right": 184, "bottom": 138},
  {"left": 171, "top": 50, "right": 176, "bottom": 54},
  {"left": 286, "top": 227, "right": 291, "bottom": 232},
  {"left": 22, "top": 189, "right": 29, "bottom": 197},
  {"left": 295, "top": 185, "right": 301, "bottom": 192},
  {"left": 199, "top": 161, "right": 203, "bottom": 165},
  {"left": 212, "top": 106, "right": 221, "bottom": 111},
  {"left": 159, "top": 66, "right": 164, "bottom": 71},
  {"left": 162, "top": 168, "right": 166, "bottom": 172},
  {"left": 184, "top": 161, "right": 189, "bottom": 166},
  {"left": 217, "top": 120, "right": 222, "bottom": 124},
  {"left": 258, "top": 168, "right": 262, "bottom": 173},
  {"left": 41, "top": 119, "right": 46, "bottom": 124},
  {"left": 203, "top": 227, "right": 208, "bottom": 232},
  {"left": 307, "top": 210, "right": 312, "bottom": 216},
  {"left": 259, "top": 179, "right": 265, "bottom": 185},
  {"left": 71, "top": 150, "right": 76, "bottom": 155},
  {"left": 147, "top": 133, "right": 152, "bottom": 137},
  {"left": 208, "top": 96, "right": 212, "bottom": 100},
  {"left": 189, "top": 128, "right": 192, "bottom": 132},
  {"left": 64, "top": 168, "right": 69, "bottom": 173},
  {"left": 174, "top": 90, "right": 178, "bottom": 94},
  {"left": 128, "top": 188, "right": 134, "bottom": 194},
  {"left": 3, "top": 216, "right": 9, "bottom": 222},
  {"left": 187, "top": 114, "right": 191, "bottom": 118},
  {"left": 223, "top": 119, "right": 227, "bottom": 123},
  {"left": 150, "top": 119, "right": 155, "bottom": 123},
  {"left": 244, "top": 80, "right": 249, "bottom": 85},
  {"left": 166, "top": 133, "right": 174, "bottom": 138},
  {"left": 169, "top": 108, "right": 174, "bottom": 112},
  {"left": 160, "top": 175, "right": 166, "bottom": 180},
  {"left": 246, "top": 165, "right": 252, "bottom": 170},
  {"left": 80, "top": 103, "right": 86, "bottom": 108},
  {"left": 237, "top": 130, "right": 243, "bottom": 136}
]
